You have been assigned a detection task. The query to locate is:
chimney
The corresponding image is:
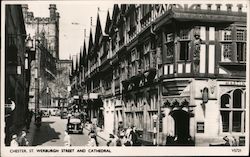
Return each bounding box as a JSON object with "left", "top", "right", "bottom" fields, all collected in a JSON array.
[
  {"left": 237, "top": 4, "right": 243, "bottom": 12},
  {"left": 207, "top": 4, "right": 212, "bottom": 11},
  {"left": 49, "top": 4, "right": 57, "bottom": 20},
  {"left": 226, "top": 4, "right": 232, "bottom": 12},
  {"left": 216, "top": 4, "right": 221, "bottom": 11}
]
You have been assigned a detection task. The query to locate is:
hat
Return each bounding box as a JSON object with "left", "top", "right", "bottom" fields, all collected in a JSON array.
[{"left": 12, "top": 134, "right": 17, "bottom": 139}]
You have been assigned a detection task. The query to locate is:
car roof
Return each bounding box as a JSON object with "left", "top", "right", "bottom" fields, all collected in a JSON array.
[{"left": 69, "top": 118, "right": 81, "bottom": 123}]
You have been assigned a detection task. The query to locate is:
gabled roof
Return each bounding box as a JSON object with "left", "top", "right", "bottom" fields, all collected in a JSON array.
[
  {"left": 88, "top": 28, "right": 94, "bottom": 56},
  {"left": 98, "top": 10, "right": 107, "bottom": 35},
  {"left": 82, "top": 39, "right": 87, "bottom": 67},
  {"left": 94, "top": 13, "right": 102, "bottom": 48},
  {"left": 104, "top": 10, "right": 111, "bottom": 35},
  {"left": 110, "top": 4, "right": 120, "bottom": 33},
  {"left": 90, "top": 17, "right": 96, "bottom": 46}
]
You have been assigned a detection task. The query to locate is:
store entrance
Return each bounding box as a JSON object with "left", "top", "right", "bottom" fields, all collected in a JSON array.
[{"left": 170, "top": 110, "right": 193, "bottom": 146}]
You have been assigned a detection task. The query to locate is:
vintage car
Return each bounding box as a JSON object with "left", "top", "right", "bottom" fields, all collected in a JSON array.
[
  {"left": 42, "top": 110, "right": 50, "bottom": 117},
  {"left": 67, "top": 117, "right": 83, "bottom": 134}
]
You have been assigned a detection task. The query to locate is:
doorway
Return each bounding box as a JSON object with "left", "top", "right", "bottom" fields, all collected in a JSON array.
[{"left": 170, "top": 110, "right": 193, "bottom": 145}]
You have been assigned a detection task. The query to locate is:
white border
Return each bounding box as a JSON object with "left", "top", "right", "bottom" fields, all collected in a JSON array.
[{"left": 1, "top": 0, "right": 249, "bottom": 156}]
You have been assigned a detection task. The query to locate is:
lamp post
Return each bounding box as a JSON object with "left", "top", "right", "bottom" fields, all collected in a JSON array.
[{"left": 152, "top": 114, "right": 158, "bottom": 146}]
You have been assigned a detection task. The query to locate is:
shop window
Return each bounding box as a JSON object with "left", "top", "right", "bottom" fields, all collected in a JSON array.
[
  {"left": 148, "top": 111, "right": 157, "bottom": 131},
  {"left": 220, "top": 89, "right": 245, "bottom": 133},
  {"left": 135, "top": 112, "right": 143, "bottom": 130}
]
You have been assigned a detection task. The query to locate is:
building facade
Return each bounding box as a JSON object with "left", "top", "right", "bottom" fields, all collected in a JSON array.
[
  {"left": 71, "top": 3, "right": 247, "bottom": 146},
  {"left": 4, "top": 5, "right": 32, "bottom": 146},
  {"left": 22, "top": 4, "right": 59, "bottom": 110},
  {"left": 51, "top": 60, "right": 72, "bottom": 109}
]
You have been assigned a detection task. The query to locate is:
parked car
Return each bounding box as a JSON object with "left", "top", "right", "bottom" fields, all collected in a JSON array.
[
  {"left": 42, "top": 110, "right": 50, "bottom": 117},
  {"left": 67, "top": 117, "right": 83, "bottom": 134},
  {"left": 50, "top": 109, "right": 58, "bottom": 116}
]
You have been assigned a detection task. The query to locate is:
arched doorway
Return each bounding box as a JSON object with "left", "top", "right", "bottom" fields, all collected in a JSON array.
[{"left": 169, "top": 109, "right": 192, "bottom": 145}]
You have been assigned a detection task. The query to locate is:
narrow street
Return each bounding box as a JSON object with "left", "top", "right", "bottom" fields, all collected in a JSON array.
[{"left": 32, "top": 116, "right": 106, "bottom": 146}]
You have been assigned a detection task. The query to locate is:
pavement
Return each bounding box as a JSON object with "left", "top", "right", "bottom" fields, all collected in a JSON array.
[
  {"left": 84, "top": 123, "right": 110, "bottom": 142},
  {"left": 23, "top": 116, "right": 109, "bottom": 146},
  {"left": 25, "top": 116, "right": 36, "bottom": 146}
]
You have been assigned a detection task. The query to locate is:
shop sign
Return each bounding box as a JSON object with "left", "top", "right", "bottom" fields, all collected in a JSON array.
[
  {"left": 224, "top": 81, "right": 245, "bottom": 86},
  {"left": 89, "top": 93, "right": 98, "bottom": 99},
  {"left": 73, "top": 95, "right": 79, "bottom": 99},
  {"left": 5, "top": 100, "right": 15, "bottom": 111},
  {"left": 82, "top": 94, "right": 88, "bottom": 100},
  {"left": 197, "top": 122, "right": 204, "bottom": 133},
  {"left": 239, "top": 136, "right": 245, "bottom": 146}
]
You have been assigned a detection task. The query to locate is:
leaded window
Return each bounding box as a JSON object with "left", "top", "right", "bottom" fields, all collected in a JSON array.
[{"left": 220, "top": 89, "right": 246, "bottom": 133}]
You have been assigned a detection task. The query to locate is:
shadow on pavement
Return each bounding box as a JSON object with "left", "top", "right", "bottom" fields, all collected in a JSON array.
[{"left": 32, "top": 121, "right": 61, "bottom": 146}]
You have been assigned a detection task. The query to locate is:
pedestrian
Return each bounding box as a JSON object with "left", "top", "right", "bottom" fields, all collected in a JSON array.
[
  {"left": 87, "top": 134, "right": 97, "bottom": 147},
  {"left": 64, "top": 130, "right": 71, "bottom": 146},
  {"left": 18, "top": 131, "right": 29, "bottom": 146},
  {"left": 223, "top": 136, "right": 230, "bottom": 146},
  {"left": 89, "top": 123, "right": 99, "bottom": 146},
  {"left": 119, "top": 131, "right": 127, "bottom": 146},
  {"left": 88, "top": 129, "right": 98, "bottom": 146},
  {"left": 107, "top": 134, "right": 116, "bottom": 146},
  {"left": 130, "top": 126, "right": 140, "bottom": 146},
  {"left": 10, "top": 134, "right": 19, "bottom": 147},
  {"left": 231, "top": 136, "right": 238, "bottom": 146}
]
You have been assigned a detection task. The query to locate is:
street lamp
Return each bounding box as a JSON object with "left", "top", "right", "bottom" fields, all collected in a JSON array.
[{"left": 152, "top": 114, "right": 158, "bottom": 146}]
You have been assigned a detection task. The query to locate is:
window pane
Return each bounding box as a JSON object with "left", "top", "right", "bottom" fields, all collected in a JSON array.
[
  {"left": 180, "top": 42, "right": 189, "bottom": 60},
  {"left": 167, "top": 42, "right": 174, "bottom": 57},
  {"left": 223, "top": 30, "right": 232, "bottom": 40},
  {"left": 221, "top": 94, "right": 230, "bottom": 108},
  {"left": 223, "top": 44, "right": 232, "bottom": 60},
  {"left": 232, "top": 111, "right": 242, "bottom": 132},
  {"left": 237, "top": 42, "right": 246, "bottom": 61},
  {"left": 221, "top": 111, "right": 229, "bottom": 132},
  {"left": 236, "top": 30, "right": 245, "bottom": 41},
  {"left": 180, "top": 29, "right": 190, "bottom": 40},
  {"left": 233, "top": 89, "right": 242, "bottom": 108}
]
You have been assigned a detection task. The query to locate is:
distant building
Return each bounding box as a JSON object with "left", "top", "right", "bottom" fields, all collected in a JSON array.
[
  {"left": 71, "top": 3, "right": 247, "bottom": 146},
  {"left": 22, "top": 4, "right": 59, "bottom": 109},
  {"left": 51, "top": 60, "right": 72, "bottom": 109}
]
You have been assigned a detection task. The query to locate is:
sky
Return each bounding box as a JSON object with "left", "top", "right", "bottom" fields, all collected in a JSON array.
[{"left": 27, "top": 1, "right": 114, "bottom": 60}]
